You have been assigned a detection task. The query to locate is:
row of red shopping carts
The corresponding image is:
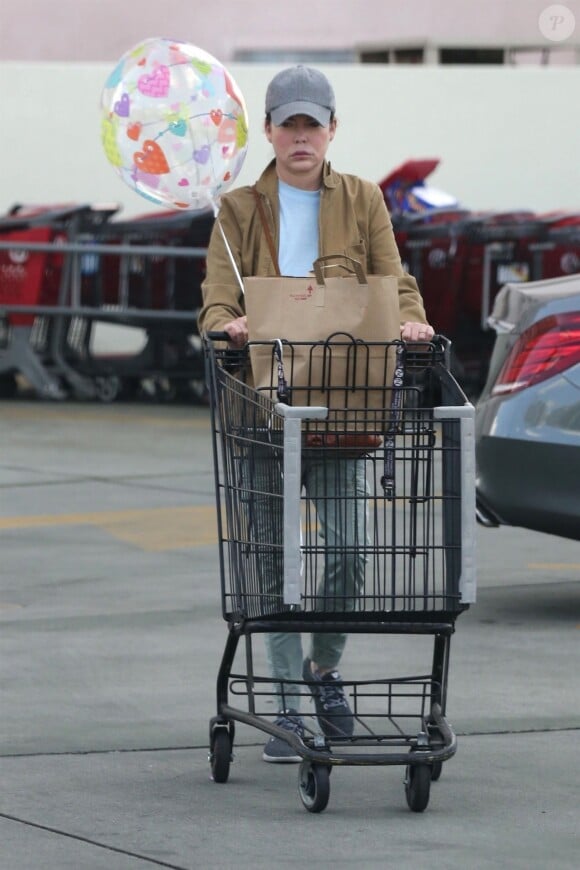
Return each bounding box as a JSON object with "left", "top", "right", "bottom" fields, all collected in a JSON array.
[
  {"left": 381, "top": 159, "right": 580, "bottom": 391},
  {"left": 2, "top": 184, "right": 580, "bottom": 400},
  {"left": 0, "top": 202, "right": 213, "bottom": 401},
  {"left": 392, "top": 207, "right": 580, "bottom": 390}
]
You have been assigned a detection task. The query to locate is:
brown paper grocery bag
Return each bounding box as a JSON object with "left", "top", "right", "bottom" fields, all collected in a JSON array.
[{"left": 243, "top": 256, "right": 401, "bottom": 434}]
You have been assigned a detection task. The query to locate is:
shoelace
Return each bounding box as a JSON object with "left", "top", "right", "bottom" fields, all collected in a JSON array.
[
  {"left": 275, "top": 714, "right": 304, "bottom": 735},
  {"left": 316, "top": 677, "right": 347, "bottom": 711}
]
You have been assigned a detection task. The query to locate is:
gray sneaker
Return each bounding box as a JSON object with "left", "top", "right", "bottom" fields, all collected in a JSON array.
[
  {"left": 302, "top": 658, "right": 354, "bottom": 738},
  {"left": 262, "top": 709, "right": 304, "bottom": 763}
]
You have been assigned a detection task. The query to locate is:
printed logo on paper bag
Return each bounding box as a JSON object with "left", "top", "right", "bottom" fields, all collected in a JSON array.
[{"left": 290, "top": 284, "right": 315, "bottom": 302}]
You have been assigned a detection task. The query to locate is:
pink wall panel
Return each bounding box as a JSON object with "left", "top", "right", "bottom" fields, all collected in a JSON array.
[{"left": 2, "top": 0, "right": 575, "bottom": 62}]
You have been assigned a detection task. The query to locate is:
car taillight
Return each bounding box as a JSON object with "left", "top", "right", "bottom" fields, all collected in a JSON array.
[{"left": 492, "top": 311, "right": 580, "bottom": 395}]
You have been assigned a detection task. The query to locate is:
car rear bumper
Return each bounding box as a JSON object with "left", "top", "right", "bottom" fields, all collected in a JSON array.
[{"left": 476, "top": 436, "right": 580, "bottom": 540}]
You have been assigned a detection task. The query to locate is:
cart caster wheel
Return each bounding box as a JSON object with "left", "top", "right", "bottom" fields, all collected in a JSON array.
[
  {"left": 0, "top": 373, "right": 18, "bottom": 399},
  {"left": 94, "top": 375, "right": 121, "bottom": 403},
  {"left": 118, "top": 377, "right": 141, "bottom": 401},
  {"left": 298, "top": 761, "right": 330, "bottom": 813},
  {"left": 210, "top": 729, "right": 232, "bottom": 784},
  {"left": 405, "top": 762, "right": 431, "bottom": 812},
  {"left": 431, "top": 761, "right": 443, "bottom": 782}
]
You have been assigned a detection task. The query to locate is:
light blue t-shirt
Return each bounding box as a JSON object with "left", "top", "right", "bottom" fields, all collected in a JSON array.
[{"left": 278, "top": 179, "right": 320, "bottom": 276}]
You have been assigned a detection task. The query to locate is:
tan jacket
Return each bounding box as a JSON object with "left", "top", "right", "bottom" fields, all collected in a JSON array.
[{"left": 198, "top": 159, "right": 428, "bottom": 334}]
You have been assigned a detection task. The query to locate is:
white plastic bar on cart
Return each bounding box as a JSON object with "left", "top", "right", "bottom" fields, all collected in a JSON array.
[
  {"left": 275, "top": 404, "right": 328, "bottom": 605},
  {"left": 433, "top": 404, "right": 477, "bottom": 604}
]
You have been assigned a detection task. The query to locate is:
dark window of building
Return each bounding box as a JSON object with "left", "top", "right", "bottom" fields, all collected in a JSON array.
[
  {"left": 439, "top": 48, "right": 505, "bottom": 64},
  {"left": 359, "top": 47, "right": 425, "bottom": 64},
  {"left": 393, "top": 48, "right": 425, "bottom": 64},
  {"left": 359, "top": 49, "right": 391, "bottom": 63}
]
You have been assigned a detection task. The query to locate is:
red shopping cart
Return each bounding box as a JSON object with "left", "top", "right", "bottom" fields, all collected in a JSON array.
[
  {"left": 0, "top": 204, "right": 212, "bottom": 401},
  {"left": 69, "top": 208, "right": 214, "bottom": 400},
  {"left": 0, "top": 203, "right": 117, "bottom": 397}
]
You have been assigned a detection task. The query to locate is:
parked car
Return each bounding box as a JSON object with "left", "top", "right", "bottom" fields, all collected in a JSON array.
[{"left": 475, "top": 273, "right": 580, "bottom": 540}]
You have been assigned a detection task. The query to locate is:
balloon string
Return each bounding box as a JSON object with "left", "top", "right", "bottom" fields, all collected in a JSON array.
[{"left": 217, "top": 220, "right": 244, "bottom": 296}]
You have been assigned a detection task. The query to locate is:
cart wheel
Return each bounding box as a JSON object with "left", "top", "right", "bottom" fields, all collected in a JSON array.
[
  {"left": 188, "top": 379, "right": 210, "bottom": 405},
  {"left": 0, "top": 373, "right": 18, "bottom": 399},
  {"left": 94, "top": 375, "right": 121, "bottom": 403},
  {"left": 431, "top": 761, "right": 443, "bottom": 782},
  {"left": 405, "top": 762, "right": 431, "bottom": 812},
  {"left": 210, "top": 729, "right": 232, "bottom": 784},
  {"left": 298, "top": 762, "right": 330, "bottom": 813},
  {"left": 118, "top": 377, "right": 141, "bottom": 401}
]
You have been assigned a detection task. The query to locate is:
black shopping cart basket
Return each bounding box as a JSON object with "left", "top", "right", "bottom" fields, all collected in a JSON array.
[{"left": 204, "top": 333, "right": 476, "bottom": 813}]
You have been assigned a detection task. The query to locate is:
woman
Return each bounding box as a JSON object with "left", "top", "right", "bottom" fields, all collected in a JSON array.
[{"left": 199, "top": 65, "right": 434, "bottom": 762}]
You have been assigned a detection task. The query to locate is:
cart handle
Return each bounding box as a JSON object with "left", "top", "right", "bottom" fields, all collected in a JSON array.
[{"left": 205, "top": 331, "right": 233, "bottom": 342}]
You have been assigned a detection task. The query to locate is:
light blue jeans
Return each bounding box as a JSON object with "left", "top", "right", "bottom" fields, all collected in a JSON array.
[{"left": 243, "top": 449, "right": 369, "bottom": 713}]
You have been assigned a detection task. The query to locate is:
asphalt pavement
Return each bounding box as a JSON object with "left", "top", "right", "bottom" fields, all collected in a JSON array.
[{"left": 1, "top": 399, "right": 579, "bottom": 870}]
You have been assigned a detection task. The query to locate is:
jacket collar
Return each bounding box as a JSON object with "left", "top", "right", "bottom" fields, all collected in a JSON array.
[{"left": 254, "top": 159, "right": 339, "bottom": 197}]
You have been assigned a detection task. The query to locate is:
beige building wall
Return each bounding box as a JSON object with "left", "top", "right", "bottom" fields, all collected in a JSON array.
[{"left": 1, "top": 61, "right": 578, "bottom": 217}]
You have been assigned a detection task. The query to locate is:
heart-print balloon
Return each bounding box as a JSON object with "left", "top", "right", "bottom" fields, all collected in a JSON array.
[
  {"left": 169, "top": 119, "right": 187, "bottom": 137},
  {"left": 235, "top": 115, "right": 248, "bottom": 149},
  {"left": 127, "top": 122, "right": 142, "bottom": 141},
  {"left": 192, "top": 59, "right": 212, "bottom": 76},
  {"left": 137, "top": 64, "right": 170, "bottom": 98},
  {"left": 105, "top": 60, "right": 124, "bottom": 89},
  {"left": 193, "top": 145, "right": 210, "bottom": 164},
  {"left": 217, "top": 118, "right": 237, "bottom": 144},
  {"left": 133, "top": 169, "right": 160, "bottom": 189},
  {"left": 134, "top": 140, "right": 170, "bottom": 174},
  {"left": 169, "top": 45, "right": 190, "bottom": 64},
  {"left": 224, "top": 68, "right": 245, "bottom": 109},
  {"left": 114, "top": 93, "right": 130, "bottom": 117},
  {"left": 101, "top": 39, "right": 249, "bottom": 209},
  {"left": 101, "top": 118, "right": 123, "bottom": 167}
]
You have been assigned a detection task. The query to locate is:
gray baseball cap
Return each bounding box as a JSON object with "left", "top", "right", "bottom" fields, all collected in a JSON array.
[{"left": 265, "top": 65, "right": 336, "bottom": 126}]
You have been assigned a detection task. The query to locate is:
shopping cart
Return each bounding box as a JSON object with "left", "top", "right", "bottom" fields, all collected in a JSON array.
[
  {"left": 204, "top": 333, "right": 476, "bottom": 813},
  {"left": 0, "top": 204, "right": 211, "bottom": 401},
  {"left": 60, "top": 207, "right": 214, "bottom": 401},
  {"left": 0, "top": 202, "right": 119, "bottom": 398}
]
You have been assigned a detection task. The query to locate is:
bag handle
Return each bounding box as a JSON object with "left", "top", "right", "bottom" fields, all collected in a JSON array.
[
  {"left": 252, "top": 187, "right": 281, "bottom": 276},
  {"left": 313, "top": 254, "right": 367, "bottom": 286}
]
